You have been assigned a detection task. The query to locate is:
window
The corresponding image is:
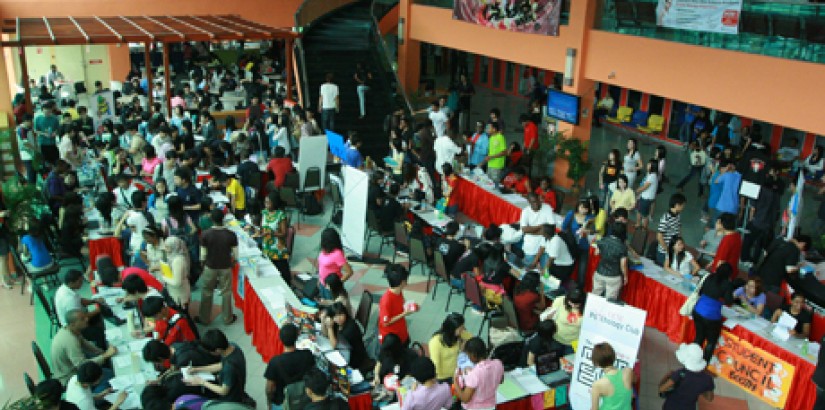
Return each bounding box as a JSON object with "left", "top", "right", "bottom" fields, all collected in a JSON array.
[
  {"left": 627, "top": 90, "right": 642, "bottom": 112},
  {"left": 492, "top": 59, "right": 501, "bottom": 88},
  {"left": 505, "top": 62, "right": 515, "bottom": 92},
  {"left": 648, "top": 95, "right": 664, "bottom": 115},
  {"left": 780, "top": 127, "right": 805, "bottom": 149},
  {"left": 479, "top": 56, "right": 489, "bottom": 85}
]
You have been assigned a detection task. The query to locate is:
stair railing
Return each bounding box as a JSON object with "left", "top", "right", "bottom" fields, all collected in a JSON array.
[
  {"left": 293, "top": 38, "right": 310, "bottom": 108},
  {"left": 369, "top": 0, "right": 414, "bottom": 116}
]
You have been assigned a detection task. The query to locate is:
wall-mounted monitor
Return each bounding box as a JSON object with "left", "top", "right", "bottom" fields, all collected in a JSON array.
[{"left": 546, "top": 89, "right": 581, "bottom": 125}]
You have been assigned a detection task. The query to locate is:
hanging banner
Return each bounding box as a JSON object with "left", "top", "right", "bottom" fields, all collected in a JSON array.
[
  {"left": 657, "top": 0, "right": 743, "bottom": 34},
  {"left": 569, "top": 295, "right": 647, "bottom": 410},
  {"left": 453, "top": 0, "right": 562, "bottom": 36},
  {"left": 709, "top": 331, "right": 796, "bottom": 408}
]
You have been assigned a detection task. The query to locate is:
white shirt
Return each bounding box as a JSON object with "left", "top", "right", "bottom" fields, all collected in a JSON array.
[
  {"left": 114, "top": 185, "right": 138, "bottom": 209},
  {"left": 320, "top": 83, "right": 339, "bottom": 109},
  {"left": 429, "top": 110, "right": 448, "bottom": 138},
  {"left": 126, "top": 211, "right": 149, "bottom": 254},
  {"left": 434, "top": 135, "right": 461, "bottom": 175},
  {"left": 543, "top": 235, "right": 574, "bottom": 266},
  {"left": 668, "top": 251, "right": 695, "bottom": 277},
  {"left": 55, "top": 284, "right": 82, "bottom": 327},
  {"left": 519, "top": 204, "right": 555, "bottom": 255},
  {"left": 65, "top": 375, "right": 95, "bottom": 410},
  {"left": 640, "top": 173, "right": 658, "bottom": 200},
  {"left": 275, "top": 126, "right": 291, "bottom": 152}
]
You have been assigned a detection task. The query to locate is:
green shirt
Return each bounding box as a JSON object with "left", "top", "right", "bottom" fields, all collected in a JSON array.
[
  {"left": 599, "top": 370, "right": 632, "bottom": 410},
  {"left": 487, "top": 132, "right": 507, "bottom": 170},
  {"left": 33, "top": 113, "right": 59, "bottom": 145}
]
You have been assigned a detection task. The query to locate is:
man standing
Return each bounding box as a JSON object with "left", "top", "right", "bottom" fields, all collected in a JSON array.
[
  {"left": 592, "top": 222, "right": 629, "bottom": 302},
  {"left": 318, "top": 73, "right": 339, "bottom": 131},
  {"left": 656, "top": 193, "right": 686, "bottom": 266},
  {"left": 482, "top": 121, "right": 507, "bottom": 181},
  {"left": 714, "top": 160, "right": 742, "bottom": 222},
  {"left": 519, "top": 193, "right": 555, "bottom": 268},
  {"left": 46, "top": 64, "right": 64, "bottom": 91},
  {"left": 185, "top": 329, "right": 247, "bottom": 403},
  {"left": 34, "top": 101, "right": 60, "bottom": 166},
  {"left": 174, "top": 168, "right": 202, "bottom": 221},
  {"left": 428, "top": 100, "right": 449, "bottom": 138},
  {"left": 756, "top": 235, "right": 810, "bottom": 293},
  {"left": 521, "top": 114, "right": 539, "bottom": 178},
  {"left": 468, "top": 121, "right": 489, "bottom": 169},
  {"left": 197, "top": 210, "right": 239, "bottom": 326},
  {"left": 51, "top": 309, "right": 117, "bottom": 386},
  {"left": 456, "top": 73, "right": 475, "bottom": 133},
  {"left": 303, "top": 368, "right": 350, "bottom": 409},
  {"left": 434, "top": 132, "right": 462, "bottom": 177},
  {"left": 16, "top": 114, "right": 36, "bottom": 183},
  {"left": 343, "top": 134, "right": 365, "bottom": 169}
]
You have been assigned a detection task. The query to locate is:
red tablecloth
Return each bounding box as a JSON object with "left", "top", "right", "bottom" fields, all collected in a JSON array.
[
  {"left": 88, "top": 237, "right": 123, "bottom": 272},
  {"left": 454, "top": 178, "right": 522, "bottom": 226},
  {"left": 585, "top": 253, "right": 816, "bottom": 410}
]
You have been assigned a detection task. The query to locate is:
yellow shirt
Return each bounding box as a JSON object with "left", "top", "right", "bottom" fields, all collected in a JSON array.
[
  {"left": 610, "top": 188, "right": 636, "bottom": 213},
  {"left": 226, "top": 178, "right": 245, "bottom": 210},
  {"left": 593, "top": 209, "right": 607, "bottom": 238},
  {"left": 428, "top": 330, "right": 473, "bottom": 380},
  {"left": 550, "top": 297, "right": 582, "bottom": 346}
]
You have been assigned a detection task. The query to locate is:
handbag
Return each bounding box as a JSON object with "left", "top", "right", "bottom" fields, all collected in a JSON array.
[{"left": 679, "top": 273, "right": 710, "bottom": 317}]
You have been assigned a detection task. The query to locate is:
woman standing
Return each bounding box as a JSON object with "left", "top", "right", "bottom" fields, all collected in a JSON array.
[
  {"left": 162, "top": 196, "right": 199, "bottom": 272},
  {"left": 599, "top": 149, "right": 621, "bottom": 211},
  {"left": 623, "top": 138, "right": 642, "bottom": 188},
  {"left": 354, "top": 62, "right": 372, "bottom": 119},
  {"left": 148, "top": 178, "right": 171, "bottom": 222},
  {"left": 562, "top": 199, "right": 594, "bottom": 289},
  {"left": 428, "top": 313, "right": 472, "bottom": 382},
  {"left": 609, "top": 175, "right": 636, "bottom": 215},
  {"left": 387, "top": 136, "right": 405, "bottom": 184},
  {"left": 693, "top": 262, "right": 734, "bottom": 361},
  {"left": 590, "top": 342, "right": 633, "bottom": 410},
  {"left": 317, "top": 228, "right": 353, "bottom": 299},
  {"left": 161, "top": 236, "right": 191, "bottom": 308},
  {"left": 663, "top": 236, "right": 700, "bottom": 278},
  {"left": 261, "top": 191, "right": 291, "bottom": 281},
  {"left": 455, "top": 337, "right": 504, "bottom": 410},
  {"left": 141, "top": 145, "right": 161, "bottom": 184}
]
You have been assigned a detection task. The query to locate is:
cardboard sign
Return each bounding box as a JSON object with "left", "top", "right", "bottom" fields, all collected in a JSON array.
[{"left": 710, "top": 331, "right": 796, "bottom": 408}]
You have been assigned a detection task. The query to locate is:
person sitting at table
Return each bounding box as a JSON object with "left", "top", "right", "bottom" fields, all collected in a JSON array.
[
  {"left": 141, "top": 296, "right": 197, "bottom": 345},
  {"left": 322, "top": 302, "right": 372, "bottom": 374},
  {"left": 441, "top": 163, "right": 460, "bottom": 216},
  {"left": 34, "top": 378, "right": 82, "bottom": 410},
  {"left": 266, "top": 147, "right": 295, "bottom": 189},
  {"left": 373, "top": 333, "right": 419, "bottom": 390},
  {"left": 534, "top": 177, "right": 558, "bottom": 210},
  {"left": 534, "top": 224, "right": 575, "bottom": 286},
  {"left": 51, "top": 309, "right": 118, "bottom": 386},
  {"left": 663, "top": 236, "right": 700, "bottom": 278},
  {"left": 65, "top": 362, "right": 128, "bottom": 410},
  {"left": 121, "top": 271, "right": 164, "bottom": 304},
  {"left": 318, "top": 275, "right": 353, "bottom": 315},
  {"left": 590, "top": 342, "right": 633, "bottom": 410},
  {"left": 771, "top": 293, "right": 812, "bottom": 339},
  {"left": 401, "top": 356, "right": 454, "bottom": 410},
  {"left": 436, "top": 222, "right": 467, "bottom": 277},
  {"left": 428, "top": 313, "right": 472, "bottom": 383},
  {"left": 184, "top": 329, "right": 248, "bottom": 404},
  {"left": 55, "top": 269, "right": 105, "bottom": 345},
  {"left": 263, "top": 323, "right": 316, "bottom": 410},
  {"left": 318, "top": 228, "right": 353, "bottom": 299},
  {"left": 402, "top": 162, "right": 435, "bottom": 206},
  {"left": 139, "top": 226, "right": 165, "bottom": 274},
  {"left": 513, "top": 271, "right": 546, "bottom": 333},
  {"left": 693, "top": 262, "right": 734, "bottom": 362},
  {"left": 521, "top": 320, "right": 563, "bottom": 368},
  {"left": 19, "top": 222, "right": 57, "bottom": 273},
  {"left": 541, "top": 288, "right": 585, "bottom": 354},
  {"left": 501, "top": 166, "right": 531, "bottom": 195},
  {"left": 733, "top": 277, "right": 766, "bottom": 317},
  {"left": 142, "top": 339, "right": 219, "bottom": 372},
  {"left": 303, "top": 368, "right": 350, "bottom": 409},
  {"left": 451, "top": 242, "right": 492, "bottom": 290},
  {"left": 378, "top": 183, "right": 405, "bottom": 233},
  {"left": 454, "top": 337, "right": 504, "bottom": 409}
]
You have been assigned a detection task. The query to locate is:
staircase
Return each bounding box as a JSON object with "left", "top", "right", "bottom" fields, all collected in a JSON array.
[{"left": 299, "top": 1, "right": 399, "bottom": 161}]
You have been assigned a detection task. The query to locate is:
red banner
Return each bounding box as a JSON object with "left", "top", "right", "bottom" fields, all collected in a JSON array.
[{"left": 453, "top": 0, "right": 562, "bottom": 36}]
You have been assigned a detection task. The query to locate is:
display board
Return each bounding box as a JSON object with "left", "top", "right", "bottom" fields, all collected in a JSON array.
[
  {"left": 297, "top": 135, "right": 328, "bottom": 191},
  {"left": 657, "top": 0, "right": 743, "bottom": 34},
  {"left": 453, "top": 0, "right": 562, "bottom": 36},
  {"left": 325, "top": 130, "right": 347, "bottom": 161},
  {"left": 85, "top": 91, "right": 116, "bottom": 124},
  {"left": 569, "top": 295, "right": 647, "bottom": 410},
  {"left": 341, "top": 166, "right": 368, "bottom": 257}
]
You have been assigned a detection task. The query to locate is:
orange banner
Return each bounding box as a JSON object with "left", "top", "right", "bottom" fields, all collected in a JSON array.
[{"left": 709, "top": 331, "right": 796, "bottom": 408}]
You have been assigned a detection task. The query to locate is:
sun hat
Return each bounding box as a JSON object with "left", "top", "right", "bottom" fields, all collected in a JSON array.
[{"left": 675, "top": 343, "right": 707, "bottom": 372}]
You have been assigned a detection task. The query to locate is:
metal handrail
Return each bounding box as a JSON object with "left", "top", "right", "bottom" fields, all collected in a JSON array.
[
  {"left": 370, "top": 0, "right": 414, "bottom": 115},
  {"left": 294, "top": 38, "right": 310, "bottom": 107}
]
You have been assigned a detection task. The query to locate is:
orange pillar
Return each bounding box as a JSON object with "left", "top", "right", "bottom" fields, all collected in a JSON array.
[
  {"left": 285, "top": 37, "right": 294, "bottom": 103},
  {"left": 107, "top": 44, "right": 131, "bottom": 83},
  {"left": 397, "top": 0, "right": 420, "bottom": 97}
]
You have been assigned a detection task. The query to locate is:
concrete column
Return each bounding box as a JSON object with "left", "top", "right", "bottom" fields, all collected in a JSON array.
[{"left": 397, "top": 0, "right": 420, "bottom": 96}]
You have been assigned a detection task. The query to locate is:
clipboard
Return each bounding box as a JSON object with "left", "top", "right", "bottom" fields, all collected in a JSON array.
[{"left": 739, "top": 181, "right": 760, "bottom": 200}]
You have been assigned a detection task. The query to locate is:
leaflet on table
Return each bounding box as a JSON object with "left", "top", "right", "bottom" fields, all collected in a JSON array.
[
  {"left": 105, "top": 391, "right": 141, "bottom": 409},
  {"left": 112, "top": 355, "right": 133, "bottom": 369},
  {"left": 181, "top": 367, "right": 217, "bottom": 382},
  {"left": 508, "top": 368, "right": 551, "bottom": 395},
  {"left": 496, "top": 374, "right": 528, "bottom": 403},
  {"left": 108, "top": 374, "right": 146, "bottom": 391}
]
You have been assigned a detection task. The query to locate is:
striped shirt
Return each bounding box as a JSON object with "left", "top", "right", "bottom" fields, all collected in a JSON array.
[{"left": 657, "top": 211, "right": 681, "bottom": 253}]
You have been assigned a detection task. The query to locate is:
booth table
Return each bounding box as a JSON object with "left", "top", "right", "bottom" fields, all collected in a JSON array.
[
  {"left": 454, "top": 176, "right": 526, "bottom": 226},
  {"left": 584, "top": 253, "right": 818, "bottom": 410}
]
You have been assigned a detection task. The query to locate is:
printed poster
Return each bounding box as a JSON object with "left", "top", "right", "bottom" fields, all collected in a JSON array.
[
  {"left": 657, "top": 0, "right": 743, "bottom": 34},
  {"left": 710, "top": 331, "right": 796, "bottom": 408},
  {"left": 453, "top": 0, "right": 562, "bottom": 36},
  {"left": 85, "top": 90, "right": 116, "bottom": 124},
  {"left": 569, "top": 295, "right": 647, "bottom": 410}
]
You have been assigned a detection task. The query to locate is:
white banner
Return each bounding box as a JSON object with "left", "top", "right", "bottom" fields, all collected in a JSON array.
[
  {"left": 341, "top": 166, "right": 368, "bottom": 258},
  {"left": 297, "top": 135, "right": 328, "bottom": 192},
  {"left": 85, "top": 91, "right": 116, "bottom": 124},
  {"left": 569, "top": 295, "right": 647, "bottom": 410},
  {"left": 657, "top": 0, "right": 742, "bottom": 34}
]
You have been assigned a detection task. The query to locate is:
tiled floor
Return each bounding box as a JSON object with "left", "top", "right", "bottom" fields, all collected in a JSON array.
[{"left": 3, "top": 85, "right": 811, "bottom": 409}]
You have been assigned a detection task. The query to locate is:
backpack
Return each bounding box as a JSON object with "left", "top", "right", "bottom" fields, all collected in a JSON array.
[
  {"left": 303, "top": 192, "right": 323, "bottom": 216},
  {"left": 161, "top": 287, "right": 200, "bottom": 340},
  {"left": 282, "top": 380, "right": 310, "bottom": 410}
]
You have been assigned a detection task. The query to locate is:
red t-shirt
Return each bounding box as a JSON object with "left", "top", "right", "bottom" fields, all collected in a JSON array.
[
  {"left": 502, "top": 173, "right": 529, "bottom": 194},
  {"left": 121, "top": 267, "right": 164, "bottom": 292},
  {"left": 711, "top": 233, "right": 742, "bottom": 279},
  {"left": 153, "top": 308, "right": 197, "bottom": 346},
  {"left": 378, "top": 290, "right": 408, "bottom": 343},
  {"left": 535, "top": 187, "right": 558, "bottom": 210},
  {"left": 523, "top": 122, "right": 539, "bottom": 151},
  {"left": 509, "top": 151, "right": 523, "bottom": 167},
  {"left": 267, "top": 158, "right": 295, "bottom": 188},
  {"left": 513, "top": 291, "right": 540, "bottom": 332}
]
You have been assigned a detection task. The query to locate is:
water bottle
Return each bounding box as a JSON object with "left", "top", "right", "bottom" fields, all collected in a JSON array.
[{"left": 802, "top": 338, "right": 810, "bottom": 356}]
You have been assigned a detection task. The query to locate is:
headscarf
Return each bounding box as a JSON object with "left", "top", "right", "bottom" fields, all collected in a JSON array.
[{"left": 164, "top": 235, "right": 190, "bottom": 273}]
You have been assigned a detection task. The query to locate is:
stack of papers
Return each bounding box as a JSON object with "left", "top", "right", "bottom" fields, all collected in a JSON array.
[
  {"left": 260, "top": 288, "right": 286, "bottom": 309},
  {"left": 771, "top": 312, "right": 798, "bottom": 342},
  {"left": 105, "top": 391, "right": 141, "bottom": 409},
  {"left": 496, "top": 375, "right": 528, "bottom": 403},
  {"left": 181, "top": 367, "right": 216, "bottom": 382},
  {"left": 325, "top": 351, "right": 348, "bottom": 367},
  {"left": 108, "top": 374, "right": 146, "bottom": 391},
  {"left": 112, "top": 355, "right": 133, "bottom": 370}
]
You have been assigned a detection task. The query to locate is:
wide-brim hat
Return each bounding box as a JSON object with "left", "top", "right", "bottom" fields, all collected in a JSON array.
[{"left": 675, "top": 343, "right": 707, "bottom": 372}]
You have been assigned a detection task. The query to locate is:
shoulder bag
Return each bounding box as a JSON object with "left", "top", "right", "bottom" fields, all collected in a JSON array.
[{"left": 679, "top": 273, "right": 710, "bottom": 317}]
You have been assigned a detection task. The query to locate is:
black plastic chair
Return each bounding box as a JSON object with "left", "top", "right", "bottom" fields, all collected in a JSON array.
[
  {"left": 34, "top": 286, "right": 61, "bottom": 337},
  {"left": 355, "top": 290, "right": 374, "bottom": 333},
  {"left": 391, "top": 221, "right": 410, "bottom": 264},
  {"left": 11, "top": 247, "right": 60, "bottom": 305},
  {"left": 32, "top": 342, "right": 52, "bottom": 380},
  {"left": 431, "top": 251, "right": 455, "bottom": 301}
]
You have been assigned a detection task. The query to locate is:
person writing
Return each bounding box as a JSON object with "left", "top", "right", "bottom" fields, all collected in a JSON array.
[
  {"left": 733, "top": 277, "right": 766, "bottom": 317},
  {"left": 771, "top": 293, "right": 812, "bottom": 339}
]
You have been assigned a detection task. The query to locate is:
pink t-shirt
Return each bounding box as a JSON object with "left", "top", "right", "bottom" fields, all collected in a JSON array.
[
  {"left": 142, "top": 157, "right": 162, "bottom": 176},
  {"left": 462, "top": 359, "right": 504, "bottom": 409},
  {"left": 318, "top": 249, "right": 346, "bottom": 285}
]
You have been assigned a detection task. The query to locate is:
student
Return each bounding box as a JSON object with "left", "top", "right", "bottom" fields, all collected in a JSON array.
[
  {"left": 401, "top": 357, "right": 454, "bottom": 410},
  {"left": 197, "top": 210, "right": 239, "bottom": 326},
  {"left": 610, "top": 175, "right": 635, "bottom": 214},
  {"left": 592, "top": 222, "right": 629, "bottom": 302},
  {"left": 655, "top": 193, "right": 686, "bottom": 267},
  {"left": 599, "top": 149, "right": 621, "bottom": 210},
  {"left": 513, "top": 271, "right": 546, "bottom": 332},
  {"left": 733, "top": 277, "right": 766, "bottom": 317},
  {"left": 184, "top": 329, "right": 247, "bottom": 403},
  {"left": 522, "top": 320, "right": 563, "bottom": 368},
  {"left": 436, "top": 221, "right": 468, "bottom": 277},
  {"left": 66, "top": 362, "right": 127, "bottom": 410},
  {"left": 379, "top": 264, "right": 415, "bottom": 344},
  {"left": 303, "top": 368, "right": 349, "bottom": 409},
  {"left": 590, "top": 342, "right": 633, "bottom": 410},
  {"left": 534, "top": 224, "right": 575, "bottom": 284},
  {"left": 142, "top": 339, "right": 219, "bottom": 371},
  {"left": 454, "top": 337, "right": 504, "bottom": 409},
  {"left": 428, "top": 313, "right": 472, "bottom": 382},
  {"left": 709, "top": 212, "right": 741, "bottom": 279},
  {"left": 317, "top": 228, "right": 353, "bottom": 299},
  {"left": 771, "top": 293, "right": 812, "bottom": 339},
  {"left": 217, "top": 171, "right": 245, "bottom": 216},
  {"left": 663, "top": 236, "right": 700, "bottom": 278},
  {"left": 659, "top": 343, "right": 715, "bottom": 410},
  {"left": 263, "top": 323, "right": 315, "bottom": 410},
  {"left": 634, "top": 160, "right": 658, "bottom": 229},
  {"left": 140, "top": 296, "right": 197, "bottom": 346},
  {"left": 322, "top": 302, "right": 369, "bottom": 372}
]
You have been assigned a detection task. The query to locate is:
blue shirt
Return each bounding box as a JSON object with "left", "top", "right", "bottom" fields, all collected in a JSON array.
[
  {"left": 715, "top": 171, "right": 742, "bottom": 214},
  {"left": 21, "top": 234, "right": 52, "bottom": 268},
  {"left": 469, "top": 133, "right": 489, "bottom": 166},
  {"left": 707, "top": 170, "right": 723, "bottom": 210},
  {"left": 343, "top": 147, "right": 364, "bottom": 168},
  {"left": 684, "top": 105, "right": 698, "bottom": 123},
  {"left": 562, "top": 210, "right": 594, "bottom": 249}
]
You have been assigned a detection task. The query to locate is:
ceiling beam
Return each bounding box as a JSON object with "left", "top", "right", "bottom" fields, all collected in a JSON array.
[
  {"left": 120, "top": 16, "right": 154, "bottom": 41},
  {"left": 95, "top": 16, "right": 123, "bottom": 43},
  {"left": 166, "top": 15, "right": 214, "bottom": 39},
  {"left": 188, "top": 15, "right": 243, "bottom": 37},
  {"left": 42, "top": 17, "right": 56, "bottom": 43},
  {"left": 211, "top": 15, "right": 270, "bottom": 35},
  {"left": 68, "top": 16, "right": 90, "bottom": 43},
  {"left": 143, "top": 15, "right": 185, "bottom": 40}
]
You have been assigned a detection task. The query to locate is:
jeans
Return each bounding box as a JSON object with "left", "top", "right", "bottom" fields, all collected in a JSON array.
[
  {"left": 676, "top": 165, "right": 705, "bottom": 195},
  {"left": 357, "top": 85, "right": 369, "bottom": 117},
  {"left": 198, "top": 266, "right": 233, "bottom": 324},
  {"left": 592, "top": 272, "right": 623, "bottom": 301},
  {"left": 322, "top": 108, "right": 336, "bottom": 132},
  {"left": 692, "top": 310, "right": 723, "bottom": 362},
  {"left": 679, "top": 122, "right": 692, "bottom": 145},
  {"left": 22, "top": 160, "right": 36, "bottom": 184},
  {"left": 576, "top": 250, "right": 590, "bottom": 290}
]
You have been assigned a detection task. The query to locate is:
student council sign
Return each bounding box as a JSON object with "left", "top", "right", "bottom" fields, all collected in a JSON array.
[{"left": 569, "top": 295, "right": 647, "bottom": 410}]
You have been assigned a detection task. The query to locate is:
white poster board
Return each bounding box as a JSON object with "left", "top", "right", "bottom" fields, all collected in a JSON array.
[
  {"left": 657, "top": 0, "right": 743, "bottom": 34},
  {"left": 569, "top": 295, "right": 647, "bottom": 410},
  {"left": 341, "top": 166, "right": 368, "bottom": 257},
  {"left": 85, "top": 91, "right": 116, "bottom": 124},
  {"left": 297, "top": 135, "right": 328, "bottom": 191}
]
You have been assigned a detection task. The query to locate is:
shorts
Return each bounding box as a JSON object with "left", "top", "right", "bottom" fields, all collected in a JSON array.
[{"left": 637, "top": 198, "right": 653, "bottom": 216}]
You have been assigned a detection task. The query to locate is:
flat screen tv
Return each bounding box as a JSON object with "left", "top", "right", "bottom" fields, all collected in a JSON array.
[{"left": 546, "top": 89, "right": 581, "bottom": 125}]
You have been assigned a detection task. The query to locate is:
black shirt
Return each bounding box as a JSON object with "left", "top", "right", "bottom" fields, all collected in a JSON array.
[
  {"left": 367, "top": 182, "right": 382, "bottom": 211},
  {"left": 305, "top": 398, "right": 350, "bottom": 410},
  {"left": 176, "top": 133, "right": 196, "bottom": 152},
  {"left": 452, "top": 251, "right": 478, "bottom": 279},
  {"left": 521, "top": 333, "right": 563, "bottom": 369},
  {"left": 780, "top": 305, "right": 812, "bottom": 334},
  {"left": 171, "top": 341, "right": 219, "bottom": 368},
  {"left": 437, "top": 237, "right": 466, "bottom": 275},
  {"left": 263, "top": 349, "right": 316, "bottom": 405},
  {"left": 237, "top": 160, "right": 259, "bottom": 188},
  {"left": 756, "top": 239, "right": 800, "bottom": 290},
  {"left": 219, "top": 344, "right": 247, "bottom": 403},
  {"left": 378, "top": 197, "right": 404, "bottom": 232},
  {"left": 340, "top": 319, "right": 368, "bottom": 370}
]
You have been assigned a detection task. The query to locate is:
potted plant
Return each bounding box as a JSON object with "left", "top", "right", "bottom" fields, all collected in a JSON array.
[{"left": 537, "top": 127, "right": 592, "bottom": 191}]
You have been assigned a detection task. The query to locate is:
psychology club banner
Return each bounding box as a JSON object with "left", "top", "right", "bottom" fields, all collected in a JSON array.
[
  {"left": 657, "top": 0, "right": 742, "bottom": 34},
  {"left": 453, "top": 0, "right": 562, "bottom": 36},
  {"left": 710, "top": 331, "right": 796, "bottom": 408}
]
